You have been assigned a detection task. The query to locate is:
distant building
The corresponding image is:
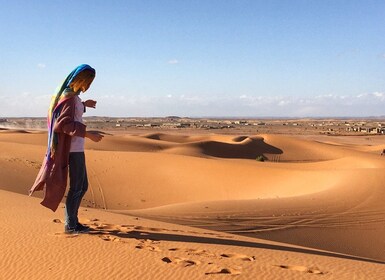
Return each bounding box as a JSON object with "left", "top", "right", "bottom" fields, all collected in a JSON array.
[
  {"left": 346, "top": 126, "right": 385, "bottom": 134},
  {"left": 176, "top": 123, "right": 191, "bottom": 128},
  {"left": 144, "top": 123, "right": 160, "bottom": 127}
]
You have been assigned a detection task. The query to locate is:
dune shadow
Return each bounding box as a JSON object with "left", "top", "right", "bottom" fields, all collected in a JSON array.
[
  {"left": 143, "top": 133, "right": 163, "bottom": 140},
  {"left": 0, "top": 128, "right": 31, "bottom": 133},
  {"left": 87, "top": 130, "right": 113, "bottom": 136},
  {"left": 196, "top": 138, "right": 283, "bottom": 159},
  {"left": 143, "top": 133, "right": 200, "bottom": 144},
  {"left": 88, "top": 228, "right": 384, "bottom": 264},
  {"left": 141, "top": 134, "right": 283, "bottom": 159}
]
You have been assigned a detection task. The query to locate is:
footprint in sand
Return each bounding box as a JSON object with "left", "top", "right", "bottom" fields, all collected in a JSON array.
[
  {"left": 169, "top": 229, "right": 184, "bottom": 233},
  {"left": 136, "top": 240, "right": 162, "bottom": 252},
  {"left": 167, "top": 247, "right": 216, "bottom": 258},
  {"left": 205, "top": 267, "right": 242, "bottom": 275},
  {"left": 186, "top": 249, "right": 216, "bottom": 258},
  {"left": 220, "top": 253, "right": 256, "bottom": 262},
  {"left": 276, "top": 265, "right": 325, "bottom": 275},
  {"left": 134, "top": 226, "right": 165, "bottom": 232},
  {"left": 91, "top": 223, "right": 130, "bottom": 235},
  {"left": 161, "top": 257, "right": 201, "bottom": 267},
  {"left": 121, "top": 224, "right": 135, "bottom": 228},
  {"left": 94, "top": 223, "right": 116, "bottom": 230},
  {"left": 51, "top": 232, "right": 80, "bottom": 238},
  {"left": 98, "top": 235, "right": 121, "bottom": 242},
  {"left": 168, "top": 248, "right": 181, "bottom": 252}
]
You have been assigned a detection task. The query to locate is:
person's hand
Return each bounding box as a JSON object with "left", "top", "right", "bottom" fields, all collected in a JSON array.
[
  {"left": 84, "top": 99, "right": 97, "bottom": 108},
  {"left": 85, "top": 131, "right": 104, "bottom": 142}
]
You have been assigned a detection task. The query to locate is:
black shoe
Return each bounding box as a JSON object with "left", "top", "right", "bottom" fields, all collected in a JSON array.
[
  {"left": 64, "top": 223, "right": 90, "bottom": 234},
  {"left": 76, "top": 223, "right": 90, "bottom": 232},
  {"left": 64, "top": 225, "right": 79, "bottom": 234}
]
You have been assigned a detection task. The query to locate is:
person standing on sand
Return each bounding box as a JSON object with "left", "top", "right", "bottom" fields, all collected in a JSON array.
[{"left": 30, "top": 64, "right": 103, "bottom": 234}]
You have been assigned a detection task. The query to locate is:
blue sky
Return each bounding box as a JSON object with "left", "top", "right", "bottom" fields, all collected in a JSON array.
[{"left": 0, "top": 0, "right": 384, "bottom": 117}]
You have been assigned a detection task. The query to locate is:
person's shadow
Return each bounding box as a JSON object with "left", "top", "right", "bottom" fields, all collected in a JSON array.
[{"left": 87, "top": 227, "right": 384, "bottom": 265}]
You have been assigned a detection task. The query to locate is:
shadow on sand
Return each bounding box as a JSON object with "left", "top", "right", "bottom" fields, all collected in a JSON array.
[{"left": 87, "top": 228, "right": 384, "bottom": 265}]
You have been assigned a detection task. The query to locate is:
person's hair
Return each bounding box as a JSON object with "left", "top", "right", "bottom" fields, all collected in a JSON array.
[{"left": 69, "top": 69, "right": 95, "bottom": 90}]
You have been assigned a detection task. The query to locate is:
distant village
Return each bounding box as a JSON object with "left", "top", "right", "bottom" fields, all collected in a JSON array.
[
  {"left": 73, "top": 117, "right": 385, "bottom": 136},
  {"left": 1, "top": 117, "right": 385, "bottom": 136}
]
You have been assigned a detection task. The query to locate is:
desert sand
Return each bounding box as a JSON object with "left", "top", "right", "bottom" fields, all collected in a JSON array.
[{"left": 1, "top": 128, "right": 384, "bottom": 279}]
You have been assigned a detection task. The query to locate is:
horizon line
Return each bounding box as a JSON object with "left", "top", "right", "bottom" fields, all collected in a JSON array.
[{"left": 2, "top": 115, "right": 385, "bottom": 120}]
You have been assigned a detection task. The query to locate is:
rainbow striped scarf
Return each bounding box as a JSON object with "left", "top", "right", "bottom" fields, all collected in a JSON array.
[{"left": 46, "top": 64, "right": 95, "bottom": 159}]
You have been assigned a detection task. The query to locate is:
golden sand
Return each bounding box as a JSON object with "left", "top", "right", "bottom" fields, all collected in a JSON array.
[{"left": 1, "top": 130, "right": 384, "bottom": 279}]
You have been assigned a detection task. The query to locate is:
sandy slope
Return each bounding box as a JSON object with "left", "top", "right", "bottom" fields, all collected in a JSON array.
[
  {"left": 1, "top": 190, "right": 384, "bottom": 280},
  {"left": 1, "top": 129, "right": 385, "bottom": 278}
]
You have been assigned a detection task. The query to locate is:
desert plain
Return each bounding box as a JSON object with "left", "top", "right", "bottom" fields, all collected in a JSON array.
[{"left": 1, "top": 118, "right": 385, "bottom": 279}]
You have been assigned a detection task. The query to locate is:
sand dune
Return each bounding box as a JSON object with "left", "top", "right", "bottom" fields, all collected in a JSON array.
[
  {"left": 1, "top": 130, "right": 385, "bottom": 278},
  {"left": 2, "top": 190, "right": 384, "bottom": 279}
]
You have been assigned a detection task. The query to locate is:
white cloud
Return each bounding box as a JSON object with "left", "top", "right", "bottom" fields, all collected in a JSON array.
[
  {"left": 372, "top": 92, "right": 384, "bottom": 98},
  {"left": 356, "top": 92, "right": 385, "bottom": 101},
  {"left": 277, "top": 100, "right": 289, "bottom": 106},
  {"left": 0, "top": 93, "right": 50, "bottom": 117},
  {"left": 37, "top": 63, "right": 46, "bottom": 69},
  {"left": 1, "top": 92, "right": 385, "bottom": 117},
  {"left": 167, "top": 59, "right": 179, "bottom": 64}
]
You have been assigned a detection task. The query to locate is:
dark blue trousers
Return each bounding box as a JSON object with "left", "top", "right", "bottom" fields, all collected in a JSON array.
[{"left": 65, "top": 152, "right": 88, "bottom": 228}]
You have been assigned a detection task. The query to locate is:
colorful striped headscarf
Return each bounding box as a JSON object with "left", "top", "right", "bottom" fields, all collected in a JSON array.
[{"left": 46, "top": 64, "right": 96, "bottom": 159}]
